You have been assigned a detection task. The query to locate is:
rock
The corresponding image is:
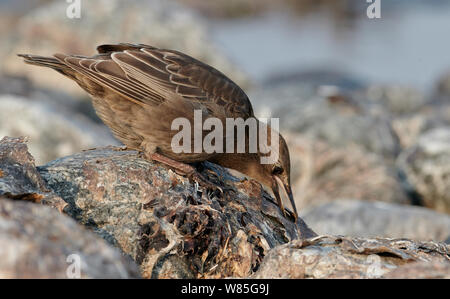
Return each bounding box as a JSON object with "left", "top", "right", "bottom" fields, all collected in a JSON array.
[
  {"left": 0, "top": 136, "right": 66, "bottom": 211},
  {"left": 426, "top": 103, "right": 450, "bottom": 129},
  {"left": 391, "top": 114, "right": 433, "bottom": 149},
  {"left": 0, "top": 94, "right": 118, "bottom": 165},
  {"left": 397, "top": 127, "right": 450, "bottom": 213},
  {"left": 434, "top": 70, "right": 450, "bottom": 99},
  {"left": 0, "top": 74, "right": 103, "bottom": 123},
  {"left": 300, "top": 200, "right": 450, "bottom": 242},
  {"left": 0, "top": 136, "right": 139, "bottom": 278},
  {"left": 0, "top": 198, "right": 141, "bottom": 278},
  {"left": 382, "top": 260, "right": 450, "bottom": 279},
  {"left": 252, "top": 235, "right": 450, "bottom": 278},
  {"left": 37, "top": 146, "right": 316, "bottom": 278},
  {"left": 251, "top": 84, "right": 401, "bottom": 161},
  {"left": 363, "top": 83, "right": 450, "bottom": 149},
  {"left": 0, "top": 74, "right": 34, "bottom": 97},
  {"left": 3, "top": 0, "right": 250, "bottom": 96},
  {"left": 419, "top": 72, "right": 450, "bottom": 135},
  {"left": 3, "top": 136, "right": 448, "bottom": 279},
  {"left": 365, "top": 85, "right": 428, "bottom": 116},
  {"left": 285, "top": 134, "right": 409, "bottom": 209},
  {"left": 362, "top": 85, "right": 437, "bottom": 149}
]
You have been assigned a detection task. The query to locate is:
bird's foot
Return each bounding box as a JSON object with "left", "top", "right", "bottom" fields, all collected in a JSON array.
[
  {"left": 277, "top": 204, "right": 298, "bottom": 223},
  {"left": 187, "top": 170, "right": 223, "bottom": 195},
  {"left": 144, "top": 152, "right": 223, "bottom": 196},
  {"left": 113, "top": 145, "right": 128, "bottom": 151}
]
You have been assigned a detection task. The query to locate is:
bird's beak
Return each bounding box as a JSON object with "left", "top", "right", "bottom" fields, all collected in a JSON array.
[{"left": 272, "top": 175, "right": 298, "bottom": 222}]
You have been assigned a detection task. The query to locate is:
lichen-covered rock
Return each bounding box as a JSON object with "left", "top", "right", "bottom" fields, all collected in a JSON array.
[
  {"left": 0, "top": 95, "right": 118, "bottom": 164},
  {"left": 301, "top": 200, "right": 450, "bottom": 242},
  {"left": 0, "top": 198, "right": 140, "bottom": 278},
  {"left": 285, "top": 134, "right": 409, "bottom": 209},
  {"left": 397, "top": 127, "right": 450, "bottom": 213},
  {"left": 0, "top": 136, "right": 139, "bottom": 278},
  {"left": 252, "top": 236, "right": 450, "bottom": 278},
  {"left": 3, "top": 136, "right": 448, "bottom": 279},
  {"left": 3, "top": 0, "right": 249, "bottom": 96},
  {"left": 0, "top": 136, "right": 66, "bottom": 211},
  {"left": 38, "top": 147, "right": 316, "bottom": 278},
  {"left": 382, "top": 260, "right": 450, "bottom": 278}
]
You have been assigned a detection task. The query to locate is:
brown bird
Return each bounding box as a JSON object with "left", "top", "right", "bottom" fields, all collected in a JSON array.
[{"left": 18, "top": 43, "right": 298, "bottom": 222}]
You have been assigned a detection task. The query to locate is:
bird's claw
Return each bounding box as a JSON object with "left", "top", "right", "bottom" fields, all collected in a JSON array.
[{"left": 189, "top": 171, "right": 223, "bottom": 196}]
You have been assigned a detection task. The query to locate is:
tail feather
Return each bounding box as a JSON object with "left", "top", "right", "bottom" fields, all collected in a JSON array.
[
  {"left": 17, "top": 53, "right": 76, "bottom": 79},
  {"left": 17, "top": 54, "right": 67, "bottom": 69}
]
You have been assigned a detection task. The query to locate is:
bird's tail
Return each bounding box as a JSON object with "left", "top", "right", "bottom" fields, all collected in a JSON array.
[
  {"left": 17, "top": 54, "right": 66, "bottom": 69},
  {"left": 17, "top": 53, "right": 76, "bottom": 79}
]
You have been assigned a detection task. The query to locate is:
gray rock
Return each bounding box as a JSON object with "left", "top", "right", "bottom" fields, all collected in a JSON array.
[
  {"left": 364, "top": 82, "right": 450, "bottom": 149},
  {"left": 0, "top": 136, "right": 140, "bottom": 278},
  {"left": 300, "top": 199, "right": 450, "bottom": 242},
  {"left": 397, "top": 127, "right": 450, "bottom": 213},
  {"left": 383, "top": 260, "right": 450, "bottom": 279},
  {"left": 38, "top": 147, "right": 316, "bottom": 278},
  {"left": 364, "top": 85, "right": 429, "bottom": 116},
  {"left": 391, "top": 114, "right": 433, "bottom": 149},
  {"left": 0, "top": 136, "right": 66, "bottom": 211},
  {"left": 0, "top": 74, "right": 33, "bottom": 97},
  {"left": 0, "top": 198, "right": 141, "bottom": 278},
  {"left": 0, "top": 94, "right": 118, "bottom": 165},
  {"left": 250, "top": 84, "right": 401, "bottom": 161},
  {"left": 253, "top": 235, "right": 450, "bottom": 278},
  {"left": 285, "top": 134, "right": 410, "bottom": 209},
  {"left": 434, "top": 70, "right": 450, "bottom": 99}
]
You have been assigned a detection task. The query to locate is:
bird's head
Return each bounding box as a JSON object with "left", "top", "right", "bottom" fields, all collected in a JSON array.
[
  {"left": 236, "top": 130, "right": 297, "bottom": 222},
  {"left": 213, "top": 122, "right": 298, "bottom": 222},
  {"left": 259, "top": 133, "right": 297, "bottom": 222}
]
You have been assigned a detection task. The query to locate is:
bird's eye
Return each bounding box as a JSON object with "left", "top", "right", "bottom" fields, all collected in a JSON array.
[{"left": 272, "top": 166, "right": 283, "bottom": 175}]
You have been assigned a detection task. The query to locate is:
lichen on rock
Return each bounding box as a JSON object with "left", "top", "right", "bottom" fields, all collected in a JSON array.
[
  {"left": 37, "top": 146, "right": 316, "bottom": 278},
  {"left": 253, "top": 235, "right": 450, "bottom": 278},
  {"left": 1, "top": 136, "right": 448, "bottom": 279}
]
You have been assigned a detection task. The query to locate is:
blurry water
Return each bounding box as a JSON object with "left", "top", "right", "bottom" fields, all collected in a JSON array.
[{"left": 210, "top": 3, "right": 450, "bottom": 92}]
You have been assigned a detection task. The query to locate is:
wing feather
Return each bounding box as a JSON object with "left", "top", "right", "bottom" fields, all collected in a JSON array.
[{"left": 55, "top": 43, "right": 254, "bottom": 117}]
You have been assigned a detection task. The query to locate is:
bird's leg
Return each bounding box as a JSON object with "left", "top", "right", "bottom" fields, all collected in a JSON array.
[
  {"left": 145, "top": 152, "right": 221, "bottom": 192},
  {"left": 113, "top": 145, "right": 128, "bottom": 151},
  {"left": 108, "top": 145, "right": 129, "bottom": 152}
]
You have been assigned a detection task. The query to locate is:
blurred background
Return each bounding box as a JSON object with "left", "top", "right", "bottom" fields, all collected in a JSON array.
[{"left": 0, "top": 0, "right": 449, "bottom": 241}]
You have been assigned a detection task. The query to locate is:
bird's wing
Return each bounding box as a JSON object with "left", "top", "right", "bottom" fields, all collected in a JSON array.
[{"left": 54, "top": 43, "right": 253, "bottom": 118}]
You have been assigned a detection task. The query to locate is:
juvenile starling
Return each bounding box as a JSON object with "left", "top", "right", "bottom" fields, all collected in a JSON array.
[{"left": 19, "top": 43, "right": 298, "bottom": 222}]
